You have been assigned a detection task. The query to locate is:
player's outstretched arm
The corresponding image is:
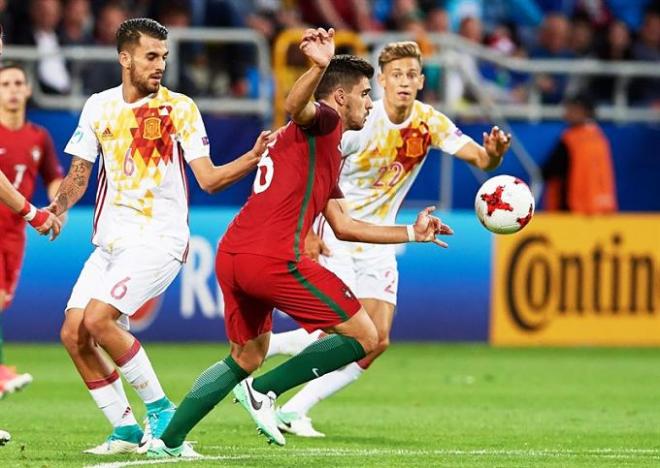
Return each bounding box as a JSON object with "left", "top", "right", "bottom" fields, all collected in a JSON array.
[
  {"left": 189, "top": 130, "right": 274, "bottom": 193},
  {"left": 455, "top": 126, "right": 511, "bottom": 171},
  {"left": 323, "top": 199, "right": 453, "bottom": 248},
  {"left": 48, "top": 156, "right": 94, "bottom": 216},
  {"left": 0, "top": 171, "right": 62, "bottom": 240},
  {"left": 285, "top": 28, "right": 335, "bottom": 127}
]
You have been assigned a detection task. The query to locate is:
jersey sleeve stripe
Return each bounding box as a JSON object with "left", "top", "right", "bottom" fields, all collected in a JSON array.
[{"left": 92, "top": 162, "right": 108, "bottom": 238}]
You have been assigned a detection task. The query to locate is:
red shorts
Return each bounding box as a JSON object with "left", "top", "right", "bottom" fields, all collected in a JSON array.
[
  {"left": 0, "top": 235, "right": 26, "bottom": 309},
  {"left": 216, "top": 251, "right": 361, "bottom": 345}
]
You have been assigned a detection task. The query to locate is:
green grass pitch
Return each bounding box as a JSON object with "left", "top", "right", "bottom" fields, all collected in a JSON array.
[{"left": 1, "top": 343, "right": 659, "bottom": 467}]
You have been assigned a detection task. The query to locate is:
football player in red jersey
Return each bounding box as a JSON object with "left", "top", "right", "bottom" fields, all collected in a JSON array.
[
  {"left": 0, "top": 62, "right": 64, "bottom": 398},
  {"left": 149, "top": 28, "right": 453, "bottom": 457}
]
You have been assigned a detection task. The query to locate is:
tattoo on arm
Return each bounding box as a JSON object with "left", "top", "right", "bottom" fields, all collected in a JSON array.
[{"left": 52, "top": 157, "right": 93, "bottom": 215}]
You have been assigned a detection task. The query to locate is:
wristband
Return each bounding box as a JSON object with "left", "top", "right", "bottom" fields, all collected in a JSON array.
[
  {"left": 19, "top": 200, "right": 37, "bottom": 221},
  {"left": 29, "top": 209, "right": 50, "bottom": 229},
  {"left": 406, "top": 225, "right": 416, "bottom": 242}
]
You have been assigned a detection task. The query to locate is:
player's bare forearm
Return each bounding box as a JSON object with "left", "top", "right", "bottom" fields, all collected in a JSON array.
[
  {"left": 50, "top": 157, "right": 93, "bottom": 215},
  {"left": 456, "top": 127, "right": 511, "bottom": 171},
  {"left": 205, "top": 152, "right": 260, "bottom": 193},
  {"left": 325, "top": 200, "right": 453, "bottom": 247},
  {"left": 286, "top": 27, "right": 335, "bottom": 126},
  {"left": 324, "top": 198, "right": 406, "bottom": 243},
  {"left": 46, "top": 178, "right": 63, "bottom": 202},
  {"left": 285, "top": 65, "right": 327, "bottom": 126},
  {"left": 0, "top": 171, "right": 27, "bottom": 213},
  {"left": 191, "top": 131, "right": 273, "bottom": 193}
]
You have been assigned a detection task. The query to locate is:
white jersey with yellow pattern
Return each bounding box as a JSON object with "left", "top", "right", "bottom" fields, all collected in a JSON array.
[
  {"left": 339, "top": 99, "right": 472, "bottom": 225},
  {"left": 319, "top": 99, "right": 472, "bottom": 258},
  {"left": 65, "top": 85, "right": 210, "bottom": 262}
]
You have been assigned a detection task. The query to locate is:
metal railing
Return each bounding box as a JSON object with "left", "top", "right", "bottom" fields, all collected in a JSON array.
[
  {"left": 3, "top": 28, "right": 659, "bottom": 209},
  {"left": 362, "top": 32, "right": 660, "bottom": 123},
  {"left": 361, "top": 32, "right": 660, "bottom": 208},
  {"left": 1, "top": 27, "right": 272, "bottom": 115}
]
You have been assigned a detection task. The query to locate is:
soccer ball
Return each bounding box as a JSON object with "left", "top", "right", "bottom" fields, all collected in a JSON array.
[{"left": 475, "top": 175, "right": 534, "bottom": 234}]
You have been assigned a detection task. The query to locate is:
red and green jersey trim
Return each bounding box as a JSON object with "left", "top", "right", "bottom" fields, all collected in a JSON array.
[
  {"left": 293, "top": 134, "right": 317, "bottom": 262},
  {"left": 287, "top": 261, "right": 350, "bottom": 321}
]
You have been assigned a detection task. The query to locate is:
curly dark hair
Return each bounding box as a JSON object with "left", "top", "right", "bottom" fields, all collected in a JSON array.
[
  {"left": 314, "top": 55, "right": 374, "bottom": 100},
  {"left": 116, "top": 18, "right": 168, "bottom": 52}
]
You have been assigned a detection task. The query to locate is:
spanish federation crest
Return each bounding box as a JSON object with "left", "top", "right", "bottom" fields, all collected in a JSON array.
[{"left": 143, "top": 117, "right": 162, "bottom": 140}]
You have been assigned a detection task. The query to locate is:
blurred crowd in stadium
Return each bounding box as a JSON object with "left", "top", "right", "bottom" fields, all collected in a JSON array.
[{"left": 0, "top": 0, "right": 658, "bottom": 105}]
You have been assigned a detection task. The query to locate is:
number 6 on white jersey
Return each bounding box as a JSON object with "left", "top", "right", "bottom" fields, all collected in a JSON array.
[{"left": 253, "top": 151, "right": 274, "bottom": 194}]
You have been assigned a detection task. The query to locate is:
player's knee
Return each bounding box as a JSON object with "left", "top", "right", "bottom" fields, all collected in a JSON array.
[
  {"left": 373, "top": 335, "right": 390, "bottom": 357},
  {"left": 230, "top": 350, "right": 262, "bottom": 374},
  {"left": 357, "top": 326, "right": 379, "bottom": 355},
  {"left": 232, "top": 354, "right": 260, "bottom": 374},
  {"left": 82, "top": 313, "right": 111, "bottom": 339}
]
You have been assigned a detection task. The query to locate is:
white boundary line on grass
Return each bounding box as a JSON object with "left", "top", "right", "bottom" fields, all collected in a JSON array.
[{"left": 85, "top": 447, "right": 660, "bottom": 468}]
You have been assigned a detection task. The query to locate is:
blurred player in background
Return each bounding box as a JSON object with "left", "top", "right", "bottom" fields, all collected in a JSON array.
[
  {"left": 148, "top": 28, "right": 453, "bottom": 458},
  {"left": 542, "top": 92, "right": 617, "bottom": 214},
  {"left": 0, "top": 62, "right": 64, "bottom": 399},
  {"left": 266, "top": 41, "right": 512, "bottom": 437},
  {"left": 0, "top": 22, "right": 62, "bottom": 449},
  {"left": 50, "top": 18, "right": 272, "bottom": 455}
]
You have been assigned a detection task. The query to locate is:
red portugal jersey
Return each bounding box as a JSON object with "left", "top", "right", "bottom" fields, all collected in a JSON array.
[
  {"left": 220, "top": 103, "right": 344, "bottom": 261},
  {"left": 0, "top": 122, "right": 63, "bottom": 236}
]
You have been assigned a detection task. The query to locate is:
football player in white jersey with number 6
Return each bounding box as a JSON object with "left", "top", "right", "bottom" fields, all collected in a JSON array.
[
  {"left": 49, "top": 18, "right": 272, "bottom": 455},
  {"left": 267, "top": 41, "right": 511, "bottom": 437}
]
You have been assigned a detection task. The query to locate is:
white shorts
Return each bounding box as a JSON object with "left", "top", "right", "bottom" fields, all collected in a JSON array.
[
  {"left": 319, "top": 220, "right": 399, "bottom": 306},
  {"left": 66, "top": 245, "right": 182, "bottom": 329}
]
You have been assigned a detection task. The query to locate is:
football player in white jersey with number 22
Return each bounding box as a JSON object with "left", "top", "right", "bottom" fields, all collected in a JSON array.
[
  {"left": 267, "top": 41, "right": 511, "bottom": 437},
  {"left": 49, "top": 18, "right": 272, "bottom": 455}
]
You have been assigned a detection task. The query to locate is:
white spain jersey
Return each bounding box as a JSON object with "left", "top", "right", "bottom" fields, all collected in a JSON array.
[
  {"left": 65, "top": 85, "right": 210, "bottom": 261},
  {"left": 319, "top": 99, "right": 473, "bottom": 259},
  {"left": 339, "top": 99, "right": 472, "bottom": 224}
]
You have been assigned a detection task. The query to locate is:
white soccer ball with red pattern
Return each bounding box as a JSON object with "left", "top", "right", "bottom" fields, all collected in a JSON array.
[{"left": 475, "top": 175, "right": 534, "bottom": 234}]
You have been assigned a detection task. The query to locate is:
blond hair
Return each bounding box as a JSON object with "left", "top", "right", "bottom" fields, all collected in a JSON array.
[{"left": 378, "top": 41, "right": 423, "bottom": 70}]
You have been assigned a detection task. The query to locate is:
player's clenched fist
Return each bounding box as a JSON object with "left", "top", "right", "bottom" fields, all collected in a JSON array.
[
  {"left": 20, "top": 201, "right": 62, "bottom": 240},
  {"left": 300, "top": 27, "right": 335, "bottom": 68},
  {"left": 411, "top": 205, "right": 453, "bottom": 248}
]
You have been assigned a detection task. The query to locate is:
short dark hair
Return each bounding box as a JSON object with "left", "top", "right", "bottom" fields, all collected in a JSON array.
[
  {"left": 314, "top": 55, "right": 374, "bottom": 100},
  {"left": 116, "top": 18, "right": 168, "bottom": 52},
  {"left": 565, "top": 92, "right": 595, "bottom": 116},
  {"left": 0, "top": 62, "right": 28, "bottom": 80}
]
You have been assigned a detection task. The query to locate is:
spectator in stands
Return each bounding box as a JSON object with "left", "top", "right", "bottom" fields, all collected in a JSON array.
[
  {"left": 542, "top": 93, "right": 617, "bottom": 215},
  {"left": 59, "top": 0, "right": 93, "bottom": 46},
  {"left": 631, "top": 6, "right": 660, "bottom": 104},
  {"left": 591, "top": 20, "right": 633, "bottom": 103},
  {"left": 82, "top": 1, "right": 127, "bottom": 94},
  {"left": 384, "top": 0, "right": 423, "bottom": 31},
  {"left": 531, "top": 13, "right": 574, "bottom": 103},
  {"left": 445, "top": 16, "right": 483, "bottom": 107},
  {"left": 0, "top": 0, "right": 16, "bottom": 43},
  {"left": 570, "top": 14, "right": 596, "bottom": 57},
  {"left": 14, "top": 0, "right": 71, "bottom": 95},
  {"left": 158, "top": 0, "right": 203, "bottom": 96},
  {"left": 202, "top": 0, "right": 253, "bottom": 97},
  {"left": 298, "top": 0, "right": 377, "bottom": 32},
  {"left": 425, "top": 6, "right": 450, "bottom": 33}
]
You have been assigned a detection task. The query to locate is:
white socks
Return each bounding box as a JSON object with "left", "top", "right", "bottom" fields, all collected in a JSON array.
[
  {"left": 86, "top": 371, "right": 138, "bottom": 428},
  {"left": 115, "top": 340, "right": 165, "bottom": 405},
  {"left": 281, "top": 361, "right": 364, "bottom": 416},
  {"left": 266, "top": 328, "right": 321, "bottom": 358}
]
